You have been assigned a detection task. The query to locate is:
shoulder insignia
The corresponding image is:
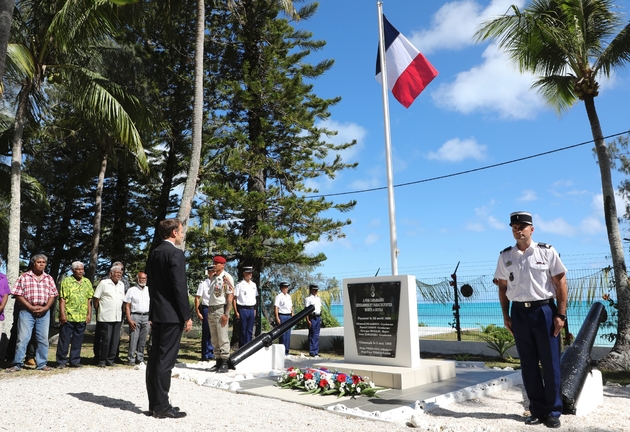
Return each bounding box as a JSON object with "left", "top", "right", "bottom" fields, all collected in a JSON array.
[
  {"left": 500, "top": 246, "right": 512, "bottom": 254},
  {"left": 537, "top": 242, "right": 552, "bottom": 249}
]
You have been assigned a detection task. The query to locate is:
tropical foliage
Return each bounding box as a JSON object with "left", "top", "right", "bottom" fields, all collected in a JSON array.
[{"left": 475, "top": 0, "right": 630, "bottom": 370}]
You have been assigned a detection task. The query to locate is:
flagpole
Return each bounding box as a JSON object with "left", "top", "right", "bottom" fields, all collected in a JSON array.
[{"left": 377, "top": 1, "right": 399, "bottom": 276}]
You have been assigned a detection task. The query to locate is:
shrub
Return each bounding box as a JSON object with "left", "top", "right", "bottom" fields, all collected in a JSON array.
[{"left": 478, "top": 324, "right": 515, "bottom": 359}]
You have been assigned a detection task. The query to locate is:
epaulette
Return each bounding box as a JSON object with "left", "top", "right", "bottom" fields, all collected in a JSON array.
[
  {"left": 537, "top": 242, "right": 552, "bottom": 249},
  {"left": 500, "top": 246, "right": 512, "bottom": 254}
]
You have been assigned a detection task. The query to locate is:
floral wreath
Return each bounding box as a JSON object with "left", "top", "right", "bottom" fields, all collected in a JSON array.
[{"left": 277, "top": 367, "right": 384, "bottom": 398}]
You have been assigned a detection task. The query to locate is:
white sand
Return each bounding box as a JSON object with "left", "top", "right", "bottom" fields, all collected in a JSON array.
[{"left": 1, "top": 362, "right": 629, "bottom": 432}]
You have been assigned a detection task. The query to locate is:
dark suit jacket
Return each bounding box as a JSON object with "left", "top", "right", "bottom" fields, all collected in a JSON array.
[{"left": 146, "top": 240, "right": 191, "bottom": 324}]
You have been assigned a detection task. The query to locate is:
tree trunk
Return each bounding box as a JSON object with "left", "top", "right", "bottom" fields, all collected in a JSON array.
[
  {"left": 87, "top": 152, "right": 108, "bottom": 282},
  {"left": 150, "top": 139, "right": 177, "bottom": 252},
  {"left": 0, "top": 0, "right": 15, "bottom": 90},
  {"left": 3, "top": 77, "right": 32, "bottom": 360},
  {"left": 583, "top": 97, "right": 630, "bottom": 370},
  {"left": 176, "top": 0, "right": 204, "bottom": 249}
]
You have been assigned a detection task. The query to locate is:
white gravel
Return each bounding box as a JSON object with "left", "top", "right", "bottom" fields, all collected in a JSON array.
[{"left": 1, "top": 363, "right": 629, "bottom": 432}]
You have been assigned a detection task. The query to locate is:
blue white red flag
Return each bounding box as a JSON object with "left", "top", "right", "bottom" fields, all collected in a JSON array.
[{"left": 376, "top": 15, "right": 438, "bottom": 108}]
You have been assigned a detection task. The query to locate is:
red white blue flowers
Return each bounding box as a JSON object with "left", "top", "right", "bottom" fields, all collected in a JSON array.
[{"left": 277, "top": 367, "right": 384, "bottom": 398}]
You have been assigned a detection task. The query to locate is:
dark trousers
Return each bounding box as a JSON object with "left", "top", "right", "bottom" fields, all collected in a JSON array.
[
  {"left": 56, "top": 321, "right": 87, "bottom": 366},
  {"left": 511, "top": 303, "right": 562, "bottom": 419},
  {"left": 238, "top": 306, "right": 255, "bottom": 346},
  {"left": 308, "top": 316, "right": 321, "bottom": 356},
  {"left": 199, "top": 306, "right": 214, "bottom": 360},
  {"left": 146, "top": 322, "right": 181, "bottom": 413},
  {"left": 279, "top": 314, "right": 292, "bottom": 355},
  {"left": 93, "top": 320, "right": 101, "bottom": 358},
  {"left": 98, "top": 321, "right": 121, "bottom": 366}
]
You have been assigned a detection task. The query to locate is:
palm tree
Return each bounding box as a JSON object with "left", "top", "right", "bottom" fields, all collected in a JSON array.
[
  {"left": 475, "top": 0, "right": 630, "bottom": 370},
  {"left": 4, "top": 0, "right": 146, "bottom": 284}
]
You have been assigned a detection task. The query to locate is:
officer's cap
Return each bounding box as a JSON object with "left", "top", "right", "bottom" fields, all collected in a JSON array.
[{"left": 509, "top": 211, "right": 533, "bottom": 226}]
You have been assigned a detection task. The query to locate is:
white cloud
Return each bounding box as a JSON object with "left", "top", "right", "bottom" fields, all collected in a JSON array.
[
  {"left": 580, "top": 216, "right": 605, "bottom": 235},
  {"left": 365, "top": 233, "right": 379, "bottom": 245},
  {"left": 432, "top": 43, "right": 544, "bottom": 119},
  {"left": 410, "top": 0, "right": 524, "bottom": 54},
  {"left": 535, "top": 216, "right": 574, "bottom": 236},
  {"left": 488, "top": 215, "right": 505, "bottom": 230},
  {"left": 317, "top": 119, "right": 367, "bottom": 163},
  {"left": 519, "top": 189, "right": 538, "bottom": 202},
  {"left": 426, "top": 137, "right": 487, "bottom": 162},
  {"left": 466, "top": 222, "right": 485, "bottom": 232},
  {"left": 304, "top": 120, "right": 367, "bottom": 193}
]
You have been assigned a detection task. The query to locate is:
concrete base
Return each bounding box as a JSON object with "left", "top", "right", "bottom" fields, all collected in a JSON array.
[
  {"left": 313, "top": 359, "right": 456, "bottom": 390},
  {"left": 234, "top": 344, "right": 285, "bottom": 373},
  {"left": 574, "top": 370, "right": 604, "bottom": 416}
]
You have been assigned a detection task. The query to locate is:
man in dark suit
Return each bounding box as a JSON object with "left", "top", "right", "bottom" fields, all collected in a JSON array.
[{"left": 145, "top": 218, "right": 192, "bottom": 419}]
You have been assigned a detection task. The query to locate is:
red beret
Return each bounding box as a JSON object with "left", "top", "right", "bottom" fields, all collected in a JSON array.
[{"left": 213, "top": 256, "right": 226, "bottom": 264}]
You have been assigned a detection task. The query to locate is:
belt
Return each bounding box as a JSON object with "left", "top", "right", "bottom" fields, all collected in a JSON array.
[
  {"left": 512, "top": 299, "right": 551, "bottom": 308},
  {"left": 238, "top": 305, "right": 255, "bottom": 310},
  {"left": 132, "top": 312, "right": 149, "bottom": 316},
  {"left": 208, "top": 305, "right": 224, "bottom": 310},
  {"left": 279, "top": 313, "right": 292, "bottom": 316},
  {"left": 309, "top": 313, "right": 321, "bottom": 318}
]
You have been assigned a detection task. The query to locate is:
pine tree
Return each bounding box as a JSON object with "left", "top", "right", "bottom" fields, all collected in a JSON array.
[{"left": 193, "top": 1, "right": 357, "bottom": 278}]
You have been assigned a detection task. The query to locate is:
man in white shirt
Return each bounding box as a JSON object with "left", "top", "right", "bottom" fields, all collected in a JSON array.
[
  {"left": 124, "top": 272, "right": 151, "bottom": 366},
  {"left": 304, "top": 284, "right": 322, "bottom": 358},
  {"left": 93, "top": 266, "right": 125, "bottom": 367},
  {"left": 233, "top": 266, "right": 257, "bottom": 347},
  {"left": 274, "top": 282, "right": 293, "bottom": 355},
  {"left": 195, "top": 265, "right": 215, "bottom": 361}
]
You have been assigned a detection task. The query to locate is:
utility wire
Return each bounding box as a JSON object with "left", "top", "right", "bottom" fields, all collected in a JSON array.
[{"left": 306, "top": 129, "right": 630, "bottom": 199}]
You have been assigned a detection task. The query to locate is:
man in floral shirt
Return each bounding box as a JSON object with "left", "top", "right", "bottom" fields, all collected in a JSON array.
[
  {"left": 56, "top": 261, "right": 93, "bottom": 368},
  {"left": 6, "top": 254, "right": 58, "bottom": 372}
]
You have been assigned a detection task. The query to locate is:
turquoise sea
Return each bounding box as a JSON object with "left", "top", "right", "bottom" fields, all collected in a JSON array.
[{"left": 330, "top": 301, "right": 616, "bottom": 347}]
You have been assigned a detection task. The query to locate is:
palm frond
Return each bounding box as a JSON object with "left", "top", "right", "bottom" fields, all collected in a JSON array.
[
  {"left": 5, "top": 43, "right": 37, "bottom": 83},
  {"left": 532, "top": 74, "right": 577, "bottom": 113},
  {"left": 61, "top": 65, "right": 148, "bottom": 172},
  {"left": 595, "top": 21, "right": 630, "bottom": 76},
  {"left": 47, "top": 0, "right": 118, "bottom": 55}
]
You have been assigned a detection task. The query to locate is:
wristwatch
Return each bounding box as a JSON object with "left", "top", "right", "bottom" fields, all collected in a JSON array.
[{"left": 555, "top": 313, "right": 567, "bottom": 321}]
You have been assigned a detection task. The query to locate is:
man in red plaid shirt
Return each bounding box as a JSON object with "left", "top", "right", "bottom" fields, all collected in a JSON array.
[{"left": 6, "top": 254, "right": 58, "bottom": 372}]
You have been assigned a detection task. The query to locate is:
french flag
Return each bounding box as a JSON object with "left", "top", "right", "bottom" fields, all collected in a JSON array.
[{"left": 376, "top": 16, "right": 438, "bottom": 108}]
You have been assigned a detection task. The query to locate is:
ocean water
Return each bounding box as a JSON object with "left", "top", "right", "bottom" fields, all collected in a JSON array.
[{"left": 330, "top": 301, "right": 616, "bottom": 347}]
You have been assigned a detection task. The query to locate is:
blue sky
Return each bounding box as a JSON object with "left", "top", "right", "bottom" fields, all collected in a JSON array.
[{"left": 293, "top": 0, "right": 630, "bottom": 282}]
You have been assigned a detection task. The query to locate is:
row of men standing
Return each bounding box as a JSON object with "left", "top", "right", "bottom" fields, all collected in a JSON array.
[{"left": 3, "top": 256, "right": 151, "bottom": 372}]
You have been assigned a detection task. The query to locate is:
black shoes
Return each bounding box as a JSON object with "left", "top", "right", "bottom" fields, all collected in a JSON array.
[
  {"left": 217, "top": 362, "right": 229, "bottom": 373},
  {"left": 525, "top": 416, "right": 543, "bottom": 425},
  {"left": 207, "top": 359, "right": 222, "bottom": 372},
  {"left": 153, "top": 407, "right": 187, "bottom": 419},
  {"left": 544, "top": 416, "right": 561, "bottom": 428},
  {"left": 525, "top": 415, "right": 561, "bottom": 428}
]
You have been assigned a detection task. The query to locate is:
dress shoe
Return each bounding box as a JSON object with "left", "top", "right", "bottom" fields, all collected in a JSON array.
[
  {"left": 544, "top": 416, "right": 561, "bottom": 429},
  {"left": 39, "top": 366, "right": 53, "bottom": 371},
  {"left": 153, "top": 408, "right": 187, "bottom": 419},
  {"left": 97, "top": 362, "right": 106, "bottom": 368},
  {"left": 525, "top": 416, "right": 543, "bottom": 425},
  {"left": 217, "top": 362, "right": 229, "bottom": 373},
  {"left": 207, "top": 359, "right": 223, "bottom": 372},
  {"left": 69, "top": 363, "right": 82, "bottom": 368},
  {"left": 57, "top": 363, "right": 67, "bottom": 369}
]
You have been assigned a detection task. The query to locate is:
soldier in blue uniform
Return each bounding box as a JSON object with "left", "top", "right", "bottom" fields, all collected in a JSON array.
[{"left": 494, "top": 211, "right": 568, "bottom": 429}]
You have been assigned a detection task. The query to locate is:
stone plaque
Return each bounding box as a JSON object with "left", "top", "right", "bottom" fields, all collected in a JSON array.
[{"left": 348, "top": 281, "right": 401, "bottom": 357}]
